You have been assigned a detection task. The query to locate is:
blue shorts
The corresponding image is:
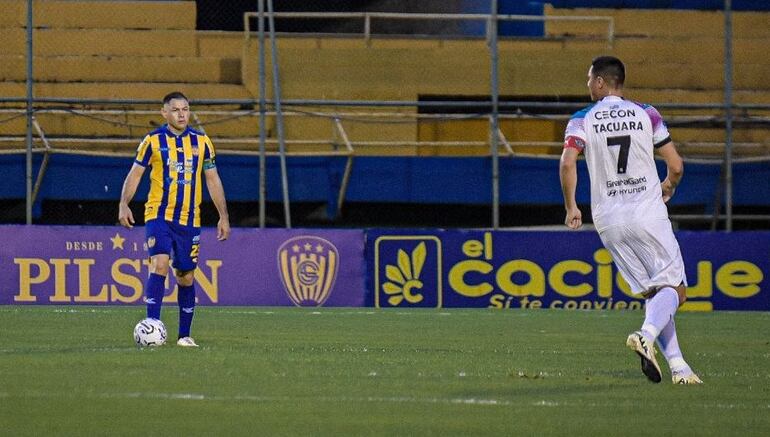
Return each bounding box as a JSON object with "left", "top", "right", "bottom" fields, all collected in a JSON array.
[{"left": 145, "top": 219, "right": 201, "bottom": 272}]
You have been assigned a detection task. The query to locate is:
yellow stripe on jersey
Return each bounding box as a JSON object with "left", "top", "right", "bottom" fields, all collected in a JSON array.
[
  {"left": 164, "top": 138, "right": 179, "bottom": 223},
  {"left": 193, "top": 137, "right": 206, "bottom": 227},
  {"left": 145, "top": 135, "right": 164, "bottom": 222},
  {"left": 180, "top": 135, "right": 193, "bottom": 226}
]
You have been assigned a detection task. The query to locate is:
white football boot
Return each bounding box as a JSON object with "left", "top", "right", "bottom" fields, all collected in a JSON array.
[
  {"left": 626, "top": 331, "right": 662, "bottom": 383},
  {"left": 176, "top": 337, "right": 199, "bottom": 347},
  {"left": 672, "top": 371, "right": 703, "bottom": 385}
]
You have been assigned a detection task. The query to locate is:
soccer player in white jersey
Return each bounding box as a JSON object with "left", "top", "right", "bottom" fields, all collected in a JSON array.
[{"left": 559, "top": 56, "right": 702, "bottom": 384}]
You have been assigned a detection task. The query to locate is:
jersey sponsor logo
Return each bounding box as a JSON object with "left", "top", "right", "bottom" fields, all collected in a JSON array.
[
  {"left": 593, "top": 108, "right": 636, "bottom": 120},
  {"left": 277, "top": 236, "right": 340, "bottom": 307},
  {"left": 605, "top": 176, "right": 648, "bottom": 196},
  {"left": 606, "top": 176, "right": 647, "bottom": 188},
  {"left": 166, "top": 159, "right": 194, "bottom": 174},
  {"left": 374, "top": 236, "right": 442, "bottom": 308}
]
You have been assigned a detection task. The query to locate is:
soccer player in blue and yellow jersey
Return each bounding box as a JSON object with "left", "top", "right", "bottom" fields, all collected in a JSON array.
[{"left": 118, "top": 92, "right": 230, "bottom": 347}]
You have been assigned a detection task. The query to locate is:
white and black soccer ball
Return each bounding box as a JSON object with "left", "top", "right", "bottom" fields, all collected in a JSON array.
[{"left": 133, "top": 318, "right": 167, "bottom": 347}]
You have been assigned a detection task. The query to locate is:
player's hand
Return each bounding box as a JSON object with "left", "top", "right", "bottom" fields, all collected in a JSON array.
[
  {"left": 661, "top": 178, "right": 676, "bottom": 203},
  {"left": 118, "top": 203, "right": 134, "bottom": 229},
  {"left": 564, "top": 206, "right": 582, "bottom": 230},
  {"left": 217, "top": 217, "right": 230, "bottom": 241}
]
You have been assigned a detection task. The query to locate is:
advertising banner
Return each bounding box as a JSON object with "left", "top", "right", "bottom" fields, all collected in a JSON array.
[
  {"left": 0, "top": 226, "right": 365, "bottom": 307},
  {"left": 367, "top": 230, "right": 770, "bottom": 311}
]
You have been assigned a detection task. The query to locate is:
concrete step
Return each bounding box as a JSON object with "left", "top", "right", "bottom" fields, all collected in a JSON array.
[
  {"left": 0, "top": 0, "right": 195, "bottom": 30},
  {"left": 0, "top": 28, "right": 198, "bottom": 57},
  {"left": 545, "top": 4, "right": 770, "bottom": 38},
  {"left": 0, "top": 55, "right": 240, "bottom": 84},
  {"left": 627, "top": 88, "right": 770, "bottom": 105},
  {"left": 242, "top": 36, "right": 770, "bottom": 102},
  {"left": 0, "top": 111, "right": 262, "bottom": 138},
  {"left": 0, "top": 81, "right": 253, "bottom": 102},
  {"left": 613, "top": 37, "right": 770, "bottom": 65},
  {"left": 197, "top": 31, "right": 244, "bottom": 58}
]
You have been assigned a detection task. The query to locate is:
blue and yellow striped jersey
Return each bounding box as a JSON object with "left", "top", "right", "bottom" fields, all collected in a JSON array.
[{"left": 134, "top": 124, "right": 216, "bottom": 227}]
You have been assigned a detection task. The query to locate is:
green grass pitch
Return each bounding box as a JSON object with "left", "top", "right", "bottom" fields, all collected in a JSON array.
[{"left": 1, "top": 306, "right": 768, "bottom": 436}]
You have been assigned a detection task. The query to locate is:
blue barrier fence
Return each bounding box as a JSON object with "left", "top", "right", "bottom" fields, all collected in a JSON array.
[{"left": 1, "top": 155, "right": 768, "bottom": 211}]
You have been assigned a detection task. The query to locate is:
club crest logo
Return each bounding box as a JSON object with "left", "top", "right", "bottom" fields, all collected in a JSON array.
[
  {"left": 374, "top": 236, "right": 442, "bottom": 308},
  {"left": 277, "top": 236, "right": 340, "bottom": 307}
]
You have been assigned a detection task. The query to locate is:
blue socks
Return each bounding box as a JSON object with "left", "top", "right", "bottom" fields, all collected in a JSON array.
[
  {"left": 145, "top": 273, "right": 196, "bottom": 339},
  {"left": 145, "top": 273, "right": 166, "bottom": 320},
  {"left": 178, "top": 284, "right": 196, "bottom": 338}
]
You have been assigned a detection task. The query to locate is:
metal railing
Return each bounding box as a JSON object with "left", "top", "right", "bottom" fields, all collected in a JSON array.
[{"left": 1, "top": 102, "right": 768, "bottom": 201}]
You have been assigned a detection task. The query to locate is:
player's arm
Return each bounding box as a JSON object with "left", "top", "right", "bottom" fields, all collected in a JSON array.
[
  {"left": 655, "top": 141, "right": 683, "bottom": 203},
  {"left": 204, "top": 167, "right": 230, "bottom": 241},
  {"left": 118, "top": 163, "right": 146, "bottom": 228},
  {"left": 559, "top": 143, "right": 583, "bottom": 230}
]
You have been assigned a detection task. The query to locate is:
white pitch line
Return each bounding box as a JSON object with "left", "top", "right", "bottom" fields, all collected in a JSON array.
[{"left": 1, "top": 391, "right": 769, "bottom": 411}]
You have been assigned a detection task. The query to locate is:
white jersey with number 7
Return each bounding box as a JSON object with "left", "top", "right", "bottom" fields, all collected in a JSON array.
[{"left": 564, "top": 95, "right": 672, "bottom": 231}]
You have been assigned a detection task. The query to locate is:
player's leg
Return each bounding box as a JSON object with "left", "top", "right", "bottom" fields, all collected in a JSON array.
[
  {"left": 654, "top": 283, "right": 702, "bottom": 383},
  {"left": 175, "top": 269, "right": 197, "bottom": 346},
  {"left": 170, "top": 223, "right": 201, "bottom": 347},
  {"left": 634, "top": 220, "right": 693, "bottom": 382},
  {"left": 640, "top": 222, "right": 701, "bottom": 383},
  {"left": 146, "top": 255, "right": 170, "bottom": 319},
  {"left": 145, "top": 220, "right": 172, "bottom": 320},
  {"left": 624, "top": 284, "right": 678, "bottom": 384},
  {"left": 640, "top": 285, "right": 679, "bottom": 352},
  {"left": 599, "top": 225, "right": 663, "bottom": 382},
  {"left": 657, "top": 317, "right": 702, "bottom": 384}
]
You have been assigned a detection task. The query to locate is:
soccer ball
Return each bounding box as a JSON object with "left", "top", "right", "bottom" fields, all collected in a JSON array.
[{"left": 133, "top": 318, "right": 167, "bottom": 347}]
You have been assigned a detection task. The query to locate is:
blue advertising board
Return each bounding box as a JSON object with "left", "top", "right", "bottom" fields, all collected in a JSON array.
[{"left": 367, "top": 230, "right": 770, "bottom": 311}]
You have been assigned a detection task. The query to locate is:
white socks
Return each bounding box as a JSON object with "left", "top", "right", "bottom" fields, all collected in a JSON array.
[
  {"left": 641, "top": 287, "right": 679, "bottom": 341},
  {"left": 656, "top": 319, "right": 691, "bottom": 374},
  {"left": 640, "top": 287, "right": 692, "bottom": 374}
]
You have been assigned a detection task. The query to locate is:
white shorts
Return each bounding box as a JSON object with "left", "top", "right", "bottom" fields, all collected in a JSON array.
[{"left": 598, "top": 219, "right": 687, "bottom": 296}]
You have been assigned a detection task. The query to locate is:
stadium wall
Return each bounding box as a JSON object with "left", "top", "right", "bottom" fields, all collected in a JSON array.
[
  {"left": 0, "top": 154, "right": 768, "bottom": 208},
  {"left": 0, "top": 226, "right": 767, "bottom": 311}
]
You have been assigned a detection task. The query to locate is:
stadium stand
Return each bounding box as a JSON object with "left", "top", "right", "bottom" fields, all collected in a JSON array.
[
  {"left": 0, "top": 0, "right": 768, "bottom": 228},
  {"left": 1, "top": 0, "right": 769, "bottom": 158},
  {"left": 0, "top": 0, "right": 250, "bottom": 152}
]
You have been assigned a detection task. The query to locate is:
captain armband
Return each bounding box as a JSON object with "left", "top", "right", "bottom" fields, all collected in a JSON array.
[
  {"left": 203, "top": 158, "right": 216, "bottom": 170},
  {"left": 564, "top": 136, "right": 586, "bottom": 151}
]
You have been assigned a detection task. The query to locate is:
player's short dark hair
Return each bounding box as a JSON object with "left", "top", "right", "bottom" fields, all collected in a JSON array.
[
  {"left": 591, "top": 56, "right": 625, "bottom": 87},
  {"left": 162, "top": 91, "right": 189, "bottom": 105}
]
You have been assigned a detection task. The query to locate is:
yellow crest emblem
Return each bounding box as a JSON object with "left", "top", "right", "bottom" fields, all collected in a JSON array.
[{"left": 277, "top": 236, "right": 339, "bottom": 307}]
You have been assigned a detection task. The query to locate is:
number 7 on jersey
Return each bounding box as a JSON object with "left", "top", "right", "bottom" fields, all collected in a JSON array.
[{"left": 607, "top": 135, "right": 631, "bottom": 174}]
